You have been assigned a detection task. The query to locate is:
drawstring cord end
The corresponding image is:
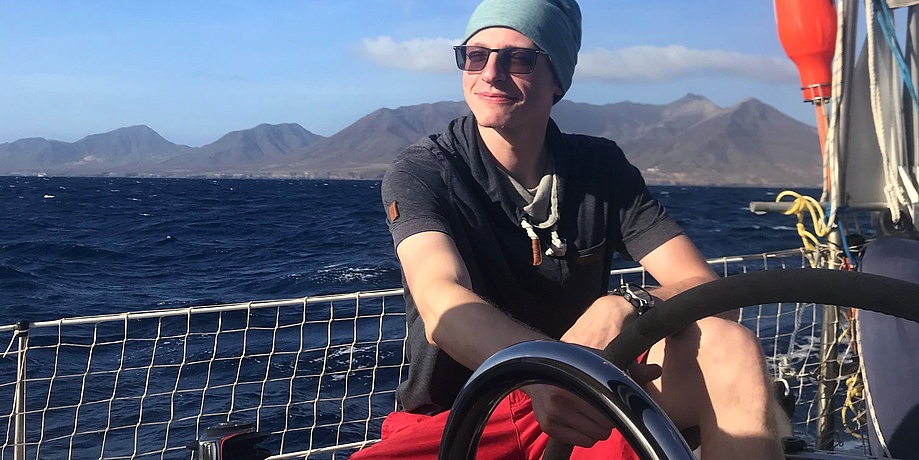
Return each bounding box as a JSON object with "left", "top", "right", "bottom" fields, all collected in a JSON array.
[
  {"left": 530, "top": 239, "right": 543, "bottom": 266},
  {"left": 521, "top": 218, "right": 567, "bottom": 263},
  {"left": 520, "top": 218, "right": 543, "bottom": 266},
  {"left": 546, "top": 230, "right": 567, "bottom": 257}
]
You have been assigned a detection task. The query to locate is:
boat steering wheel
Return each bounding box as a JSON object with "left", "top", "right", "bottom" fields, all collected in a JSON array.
[{"left": 437, "top": 269, "right": 919, "bottom": 460}]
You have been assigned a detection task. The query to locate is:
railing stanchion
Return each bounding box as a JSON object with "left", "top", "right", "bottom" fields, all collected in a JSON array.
[
  {"left": 13, "top": 320, "right": 30, "bottom": 460},
  {"left": 815, "top": 232, "right": 843, "bottom": 450}
]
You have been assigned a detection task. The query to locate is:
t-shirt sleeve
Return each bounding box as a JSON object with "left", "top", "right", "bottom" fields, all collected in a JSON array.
[
  {"left": 616, "top": 163, "right": 684, "bottom": 262},
  {"left": 381, "top": 154, "right": 453, "bottom": 250}
]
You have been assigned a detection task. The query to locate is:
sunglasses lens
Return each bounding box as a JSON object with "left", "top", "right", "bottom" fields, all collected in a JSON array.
[
  {"left": 455, "top": 46, "right": 487, "bottom": 72},
  {"left": 499, "top": 48, "right": 538, "bottom": 74},
  {"left": 454, "top": 46, "right": 539, "bottom": 74},
  {"left": 465, "top": 47, "right": 491, "bottom": 71},
  {"left": 454, "top": 47, "right": 468, "bottom": 70}
]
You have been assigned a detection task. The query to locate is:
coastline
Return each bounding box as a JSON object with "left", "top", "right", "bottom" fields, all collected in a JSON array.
[{"left": 0, "top": 173, "right": 821, "bottom": 189}]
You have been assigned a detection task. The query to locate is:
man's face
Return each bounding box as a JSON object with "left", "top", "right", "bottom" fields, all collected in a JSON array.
[{"left": 462, "top": 27, "right": 563, "bottom": 133}]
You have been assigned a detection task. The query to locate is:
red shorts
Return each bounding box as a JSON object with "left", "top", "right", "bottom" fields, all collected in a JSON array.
[{"left": 350, "top": 389, "right": 639, "bottom": 459}]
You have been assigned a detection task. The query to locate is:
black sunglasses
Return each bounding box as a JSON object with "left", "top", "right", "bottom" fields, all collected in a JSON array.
[{"left": 453, "top": 45, "right": 548, "bottom": 75}]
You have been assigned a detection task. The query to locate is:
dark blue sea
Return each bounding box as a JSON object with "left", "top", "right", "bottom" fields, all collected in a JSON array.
[{"left": 0, "top": 176, "right": 827, "bottom": 324}]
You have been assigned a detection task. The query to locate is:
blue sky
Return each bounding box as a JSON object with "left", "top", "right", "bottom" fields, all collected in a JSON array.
[{"left": 1, "top": 1, "right": 812, "bottom": 147}]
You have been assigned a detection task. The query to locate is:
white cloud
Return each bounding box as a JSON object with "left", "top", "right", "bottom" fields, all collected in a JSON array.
[
  {"left": 355, "top": 38, "right": 799, "bottom": 85},
  {"left": 354, "top": 36, "right": 459, "bottom": 73},
  {"left": 576, "top": 45, "right": 798, "bottom": 84}
]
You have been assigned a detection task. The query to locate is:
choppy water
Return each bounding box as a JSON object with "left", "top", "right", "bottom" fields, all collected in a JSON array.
[{"left": 0, "top": 176, "right": 821, "bottom": 323}]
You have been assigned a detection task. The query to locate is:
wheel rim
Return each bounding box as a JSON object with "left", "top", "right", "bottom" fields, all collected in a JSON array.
[
  {"left": 437, "top": 341, "right": 694, "bottom": 460},
  {"left": 440, "top": 268, "right": 919, "bottom": 460}
]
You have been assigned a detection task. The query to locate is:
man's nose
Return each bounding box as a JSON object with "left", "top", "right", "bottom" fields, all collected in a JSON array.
[{"left": 479, "top": 51, "right": 507, "bottom": 83}]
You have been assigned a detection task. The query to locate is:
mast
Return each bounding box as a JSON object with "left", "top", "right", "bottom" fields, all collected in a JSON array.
[{"left": 774, "top": 1, "right": 842, "bottom": 450}]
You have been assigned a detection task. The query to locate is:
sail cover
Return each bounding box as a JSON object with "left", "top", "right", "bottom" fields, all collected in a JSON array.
[{"left": 857, "top": 237, "right": 919, "bottom": 458}]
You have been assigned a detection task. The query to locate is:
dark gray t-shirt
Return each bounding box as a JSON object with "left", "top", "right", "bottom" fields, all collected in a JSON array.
[{"left": 382, "top": 115, "right": 683, "bottom": 415}]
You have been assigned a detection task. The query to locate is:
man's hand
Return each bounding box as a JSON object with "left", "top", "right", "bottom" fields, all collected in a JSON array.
[
  {"left": 628, "top": 361, "right": 663, "bottom": 386},
  {"left": 528, "top": 292, "right": 663, "bottom": 447},
  {"left": 522, "top": 384, "right": 614, "bottom": 447},
  {"left": 522, "top": 359, "right": 662, "bottom": 447},
  {"left": 560, "top": 294, "right": 637, "bottom": 349}
]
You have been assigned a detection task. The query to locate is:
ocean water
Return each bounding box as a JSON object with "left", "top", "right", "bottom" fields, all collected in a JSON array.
[{"left": 0, "top": 176, "right": 822, "bottom": 324}]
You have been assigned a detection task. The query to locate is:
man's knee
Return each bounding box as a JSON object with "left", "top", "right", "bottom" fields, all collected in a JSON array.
[
  {"left": 658, "top": 317, "right": 769, "bottom": 395},
  {"left": 651, "top": 318, "right": 764, "bottom": 369},
  {"left": 694, "top": 317, "right": 764, "bottom": 367}
]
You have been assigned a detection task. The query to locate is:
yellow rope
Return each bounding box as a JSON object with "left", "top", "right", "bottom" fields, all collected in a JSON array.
[
  {"left": 841, "top": 372, "right": 865, "bottom": 438},
  {"left": 835, "top": 323, "right": 866, "bottom": 439},
  {"left": 776, "top": 191, "right": 832, "bottom": 265}
]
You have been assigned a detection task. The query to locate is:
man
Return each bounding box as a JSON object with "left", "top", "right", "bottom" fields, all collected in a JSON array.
[{"left": 353, "top": 0, "right": 786, "bottom": 458}]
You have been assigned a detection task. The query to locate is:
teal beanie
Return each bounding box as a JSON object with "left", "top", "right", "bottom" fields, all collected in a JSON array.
[{"left": 463, "top": 0, "right": 582, "bottom": 100}]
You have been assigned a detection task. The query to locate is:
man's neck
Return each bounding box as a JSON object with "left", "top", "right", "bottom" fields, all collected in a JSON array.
[{"left": 478, "top": 123, "right": 550, "bottom": 189}]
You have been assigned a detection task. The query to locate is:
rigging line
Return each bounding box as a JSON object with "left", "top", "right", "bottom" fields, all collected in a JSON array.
[
  {"left": 833, "top": 210, "right": 858, "bottom": 269},
  {"left": 866, "top": 0, "right": 910, "bottom": 222},
  {"left": 874, "top": 0, "right": 919, "bottom": 110},
  {"left": 1, "top": 331, "right": 18, "bottom": 359},
  {"left": 823, "top": 0, "right": 850, "bottom": 222}
]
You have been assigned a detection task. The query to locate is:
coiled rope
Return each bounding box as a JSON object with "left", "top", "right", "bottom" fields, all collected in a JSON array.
[{"left": 776, "top": 191, "right": 831, "bottom": 266}]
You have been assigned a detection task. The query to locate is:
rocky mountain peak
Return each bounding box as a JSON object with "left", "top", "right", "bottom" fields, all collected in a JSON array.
[{"left": 0, "top": 97, "right": 820, "bottom": 186}]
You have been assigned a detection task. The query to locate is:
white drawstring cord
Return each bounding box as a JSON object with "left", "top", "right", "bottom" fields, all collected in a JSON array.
[
  {"left": 520, "top": 217, "right": 567, "bottom": 265},
  {"left": 547, "top": 229, "right": 567, "bottom": 257}
]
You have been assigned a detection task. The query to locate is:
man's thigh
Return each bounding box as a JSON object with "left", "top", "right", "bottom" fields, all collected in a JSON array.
[{"left": 640, "top": 317, "right": 766, "bottom": 430}]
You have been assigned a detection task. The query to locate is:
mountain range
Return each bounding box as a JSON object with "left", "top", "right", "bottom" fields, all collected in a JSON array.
[{"left": 0, "top": 94, "right": 822, "bottom": 186}]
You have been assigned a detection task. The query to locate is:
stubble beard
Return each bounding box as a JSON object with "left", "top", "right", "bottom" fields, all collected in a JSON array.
[{"left": 470, "top": 102, "right": 518, "bottom": 132}]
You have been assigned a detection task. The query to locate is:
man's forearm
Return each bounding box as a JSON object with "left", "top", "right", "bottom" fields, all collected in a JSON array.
[
  {"left": 418, "top": 282, "right": 550, "bottom": 371},
  {"left": 647, "top": 273, "right": 738, "bottom": 322}
]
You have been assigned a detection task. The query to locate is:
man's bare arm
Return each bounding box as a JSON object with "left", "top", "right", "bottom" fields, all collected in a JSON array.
[
  {"left": 396, "top": 231, "right": 548, "bottom": 370},
  {"left": 638, "top": 234, "right": 736, "bottom": 321}
]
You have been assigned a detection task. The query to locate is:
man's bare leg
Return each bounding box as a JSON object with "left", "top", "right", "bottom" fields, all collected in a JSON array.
[{"left": 643, "top": 317, "right": 788, "bottom": 460}]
